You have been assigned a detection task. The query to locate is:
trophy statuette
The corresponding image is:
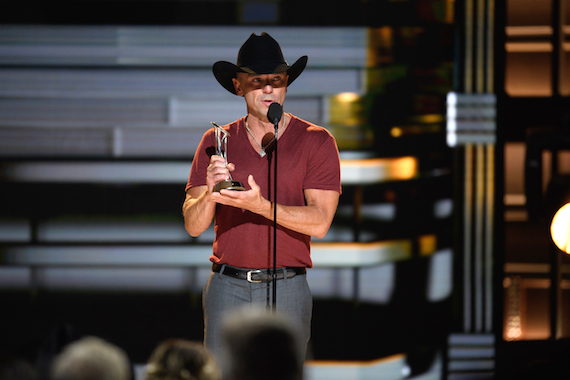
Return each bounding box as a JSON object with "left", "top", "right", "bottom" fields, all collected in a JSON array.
[{"left": 211, "top": 122, "right": 245, "bottom": 192}]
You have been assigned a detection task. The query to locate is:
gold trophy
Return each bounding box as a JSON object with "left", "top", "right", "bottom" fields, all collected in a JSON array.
[{"left": 211, "top": 122, "right": 245, "bottom": 192}]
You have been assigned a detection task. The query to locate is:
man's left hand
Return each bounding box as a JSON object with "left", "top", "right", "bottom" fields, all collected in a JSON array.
[{"left": 211, "top": 175, "right": 271, "bottom": 217}]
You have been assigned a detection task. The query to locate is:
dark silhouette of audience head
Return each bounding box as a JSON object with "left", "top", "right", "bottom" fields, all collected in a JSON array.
[
  {"left": 49, "top": 336, "right": 130, "bottom": 380},
  {"left": 145, "top": 338, "right": 221, "bottom": 380},
  {"left": 0, "top": 355, "right": 38, "bottom": 380},
  {"left": 220, "top": 307, "right": 304, "bottom": 380}
]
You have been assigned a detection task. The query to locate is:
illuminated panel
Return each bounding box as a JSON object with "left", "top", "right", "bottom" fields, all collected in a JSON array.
[
  {"left": 446, "top": 92, "right": 496, "bottom": 147},
  {"left": 505, "top": 51, "right": 553, "bottom": 96},
  {"left": 311, "top": 240, "right": 412, "bottom": 267},
  {"left": 1, "top": 158, "right": 419, "bottom": 185},
  {"left": 340, "top": 157, "right": 418, "bottom": 185},
  {"left": 3, "top": 241, "right": 412, "bottom": 269}
]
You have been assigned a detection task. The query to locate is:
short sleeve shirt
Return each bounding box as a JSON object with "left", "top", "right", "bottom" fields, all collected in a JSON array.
[{"left": 187, "top": 114, "right": 341, "bottom": 268}]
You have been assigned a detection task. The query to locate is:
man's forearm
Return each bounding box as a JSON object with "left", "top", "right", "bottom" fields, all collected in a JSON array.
[
  {"left": 254, "top": 189, "right": 339, "bottom": 239},
  {"left": 269, "top": 204, "right": 333, "bottom": 239},
  {"left": 183, "top": 188, "right": 216, "bottom": 237}
]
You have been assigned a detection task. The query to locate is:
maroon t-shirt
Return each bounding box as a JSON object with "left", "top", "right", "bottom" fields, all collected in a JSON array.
[{"left": 186, "top": 114, "right": 341, "bottom": 269}]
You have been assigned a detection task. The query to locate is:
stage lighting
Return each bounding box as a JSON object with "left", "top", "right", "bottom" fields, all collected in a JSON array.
[{"left": 550, "top": 202, "right": 570, "bottom": 254}]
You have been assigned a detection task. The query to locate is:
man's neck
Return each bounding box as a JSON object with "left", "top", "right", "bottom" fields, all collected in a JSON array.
[{"left": 246, "top": 113, "right": 286, "bottom": 133}]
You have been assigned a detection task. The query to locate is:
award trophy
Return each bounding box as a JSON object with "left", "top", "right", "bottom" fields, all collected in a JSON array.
[{"left": 211, "top": 121, "right": 245, "bottom": 192}]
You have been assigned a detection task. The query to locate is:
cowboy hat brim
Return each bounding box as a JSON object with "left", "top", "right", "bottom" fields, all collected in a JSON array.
[{"left": 213, "top": 55, "right": 308, "bottom": 95}]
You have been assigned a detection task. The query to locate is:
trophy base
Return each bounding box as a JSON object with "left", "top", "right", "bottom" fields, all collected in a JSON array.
[{"left": 214, "top": 180, "right": 245, "bottom": 192}]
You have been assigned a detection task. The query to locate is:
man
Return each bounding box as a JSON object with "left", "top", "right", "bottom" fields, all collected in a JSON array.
[{"left": 183, "top": 32, "right": 341, "bottom": 360}]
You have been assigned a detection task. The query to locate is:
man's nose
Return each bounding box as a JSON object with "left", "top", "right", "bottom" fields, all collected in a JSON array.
[{"left": 262, "top": 82, "right": 274, "bottom": 92}]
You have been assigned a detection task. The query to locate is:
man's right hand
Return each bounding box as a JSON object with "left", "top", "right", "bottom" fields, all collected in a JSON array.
[
  {"left": 206, "top": 155, "right": 235, "bottom": 194},
  {"left": 184, "top": 154, "right": 234, "bottom": 237}
]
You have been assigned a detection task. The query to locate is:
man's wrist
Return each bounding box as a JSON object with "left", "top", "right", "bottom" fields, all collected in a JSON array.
[{"left": 264, "top": 198, "right": 274, "bottom": 220}]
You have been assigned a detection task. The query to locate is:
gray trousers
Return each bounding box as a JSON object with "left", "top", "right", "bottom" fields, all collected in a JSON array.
[{"left": 202, "top": 265, "right": 313, "bottom": 361}]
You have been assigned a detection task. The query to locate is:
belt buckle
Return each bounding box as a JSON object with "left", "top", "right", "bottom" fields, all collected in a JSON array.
[{"left": 246, "top": 269, "right": 262, "bottom": 283}]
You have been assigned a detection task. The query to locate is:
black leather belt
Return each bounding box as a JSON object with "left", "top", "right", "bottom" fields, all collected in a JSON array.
[{"left": 212, "top": 263, "right": 306, "bottom": 283}]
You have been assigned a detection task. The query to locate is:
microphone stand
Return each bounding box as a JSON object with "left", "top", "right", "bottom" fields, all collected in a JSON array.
[
  {"left": 267, "top": 102, "right": 282, "bottom": 314},
  {"left": 272, "top": 118, "right": 278, "bottom": 313}
]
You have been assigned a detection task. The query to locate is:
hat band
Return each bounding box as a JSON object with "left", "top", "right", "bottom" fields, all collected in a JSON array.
[{"left": 238, "top": 62, "right": 290, "bottom": 75}]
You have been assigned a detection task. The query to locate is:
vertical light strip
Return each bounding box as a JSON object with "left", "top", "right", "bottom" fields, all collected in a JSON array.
[
  {"left": 465, "top": 0, "right": 474, "bottom": 93},
  {"left": 556, "top": 249, "right": 563, "bottom": 338},
  {"left": 486, "top": 0, "right": 495, "bottom": 93},
  {"left": 113, "top": 127, "right": 123, "bottom": 157},
  {"left": 485, "top": 0, "right": 495, "bottom": 333},
  {"left": 475, "top": 143, "right": 485, "bottom": 332},
  {"left": 485, "top": 144, "right": 495, "bottom": 332},
  {"left": 476, "top": 0, "right": 486, "bottom": 93},
  {"left": 464, "top": 144, "right": 474, "bottom": 332},
  {"left": 557, "top": 0, "right": 567, "bottom": 95},
  {"left": 463, "top": 0, "right": 475, "bottom": 333}
]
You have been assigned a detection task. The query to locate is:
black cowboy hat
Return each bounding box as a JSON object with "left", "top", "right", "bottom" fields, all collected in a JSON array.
[{"left": 213, "top": 32, "right": 308, "bottom": 95}]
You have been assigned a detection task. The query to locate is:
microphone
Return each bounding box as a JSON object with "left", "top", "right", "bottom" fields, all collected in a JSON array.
[{"left": 267, "top": 102, "right": 283, "bottom": 126}]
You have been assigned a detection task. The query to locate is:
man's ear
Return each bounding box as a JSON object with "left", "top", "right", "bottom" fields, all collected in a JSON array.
[{"left": 232, "top": 78, "right": 243, "bottom": 96}]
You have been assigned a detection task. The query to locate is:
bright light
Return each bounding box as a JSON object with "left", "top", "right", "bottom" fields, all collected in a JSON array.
[
  {"left": 391, "top": 127, "right": 402, "bottom": 137},
  {"left": 551, "top": 203, "right": 570, "bottom": 254},
  {"left": 446, "top": 92, "right": 457, "bottom": 106},
  {"left": 446, "top": 131, "right": 457, "bottom": 147},
  {"left": 335, "top": 92, "right": 359, "bottom": 103},
  {"left": 506, "top": 316, "right": 522, "bottom": 340}
]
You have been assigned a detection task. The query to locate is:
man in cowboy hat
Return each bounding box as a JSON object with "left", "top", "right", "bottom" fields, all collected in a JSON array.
[{"left": 182, "top": 32, "right": 341, "bottom": 361}]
